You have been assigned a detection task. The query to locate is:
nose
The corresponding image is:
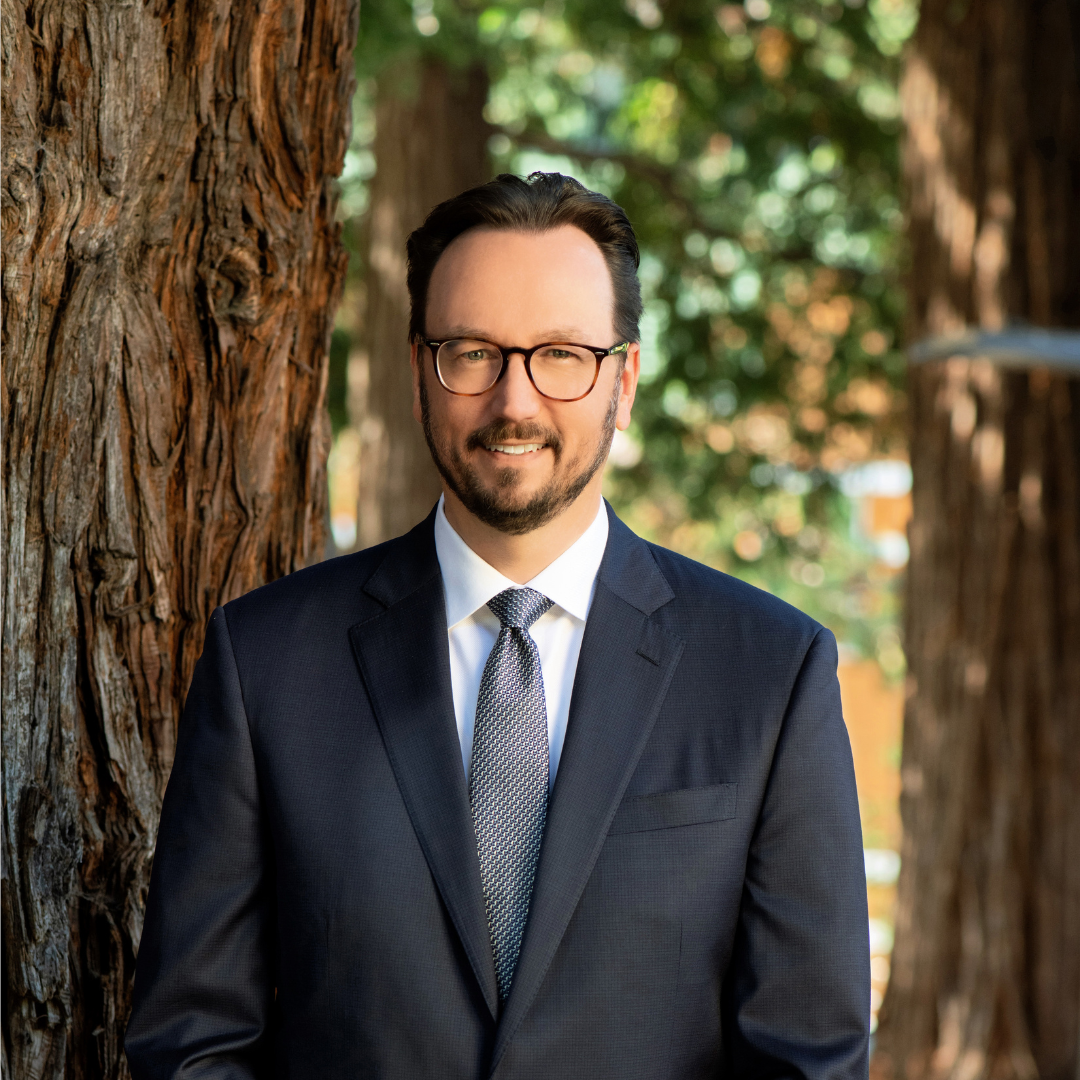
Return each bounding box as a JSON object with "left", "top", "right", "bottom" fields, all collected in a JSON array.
[{"left": 489, "top": 350, "right": 543, "bottom": 420}]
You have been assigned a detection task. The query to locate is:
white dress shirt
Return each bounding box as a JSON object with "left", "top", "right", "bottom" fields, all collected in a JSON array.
[{"left": 433, "top": 496, "right": 609, "bottom": 789}]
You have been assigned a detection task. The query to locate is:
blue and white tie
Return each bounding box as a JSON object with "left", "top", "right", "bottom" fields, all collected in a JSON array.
[{"left": 470, "top": 586, "right": 554, "bottom": 1001}]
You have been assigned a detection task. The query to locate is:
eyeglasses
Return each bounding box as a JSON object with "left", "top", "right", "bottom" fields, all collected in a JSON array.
[{"left": 424, "top": 338, "right": 630, "bottom": 402}]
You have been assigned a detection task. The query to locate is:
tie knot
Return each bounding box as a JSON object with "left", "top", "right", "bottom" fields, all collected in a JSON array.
[{"left": 487, "top": 587, "right": 553, "bottom": 631}]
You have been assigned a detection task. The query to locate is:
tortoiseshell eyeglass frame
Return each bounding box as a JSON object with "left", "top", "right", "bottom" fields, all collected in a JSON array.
[{"left": 424, "top": 339, "right": 631, "bottom": 402}]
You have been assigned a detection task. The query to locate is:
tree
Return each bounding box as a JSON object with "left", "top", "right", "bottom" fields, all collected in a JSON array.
[
  {"left": 353, "top": 57, "right": 491, "bottom": 547},
  {"left": 0, "top": 0, "right": 358, "bottom": 1071},
  {"left": 875, "top": 3, "right": 1080, "bottom": 1079}
]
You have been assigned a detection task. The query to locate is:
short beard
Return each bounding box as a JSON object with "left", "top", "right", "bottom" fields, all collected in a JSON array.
[{"left": 419, "top": 373, "right": 620, "bottom": 536}]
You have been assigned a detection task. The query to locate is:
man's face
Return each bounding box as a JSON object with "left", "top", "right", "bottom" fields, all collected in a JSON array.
[{"left": 412, "top": 225, "right": 640, "bottom": 535}]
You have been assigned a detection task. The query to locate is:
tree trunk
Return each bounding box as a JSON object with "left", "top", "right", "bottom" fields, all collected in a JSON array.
[
  {"left": 875, "top": 4, "right": 1080, "bottom": 1080},
  {"left": 0, "top": 0, "right": 358, "bottom": 1072},
  {"left": 352, "top": 58, "right": 490, "bottom": 548}
]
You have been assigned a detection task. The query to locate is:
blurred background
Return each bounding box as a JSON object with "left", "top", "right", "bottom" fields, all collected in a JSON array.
[{"left": 326, "top": 0, "right": 916, "bottom": 1037}]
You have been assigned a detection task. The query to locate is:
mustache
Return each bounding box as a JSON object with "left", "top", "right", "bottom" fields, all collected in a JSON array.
[{"left": 465, "top": 420, "right": 563, "bottom": 454}]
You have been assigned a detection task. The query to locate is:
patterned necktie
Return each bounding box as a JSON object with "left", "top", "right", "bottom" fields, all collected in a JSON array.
[{"left": 469, "top": 586, "right": 554, "bottom": 1002}]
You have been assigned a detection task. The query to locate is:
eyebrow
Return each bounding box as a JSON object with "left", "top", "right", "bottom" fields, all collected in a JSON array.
[{"left": 434, "top": 327, "right": 596, "bottom": 342}]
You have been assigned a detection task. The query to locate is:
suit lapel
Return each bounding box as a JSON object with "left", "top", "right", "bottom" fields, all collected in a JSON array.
[
  {"left": 348, "top": 515, "right": 499, "bottom": 1018},
  {"left": 490, "top": 509, "right": 684, "bottom": 1071}
]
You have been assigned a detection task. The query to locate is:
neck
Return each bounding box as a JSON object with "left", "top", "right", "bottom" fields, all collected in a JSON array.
[{"left": 441, "top": 477, "right": 604, "bottom": 584}]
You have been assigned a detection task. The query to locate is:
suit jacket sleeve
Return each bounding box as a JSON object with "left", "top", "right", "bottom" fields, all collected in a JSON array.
[
  {"left": 722, "top": 626, "right": 870, "bottom": 1080},
  {"left": 126, "top": 606, "right": 274, "bottom": 1079}
]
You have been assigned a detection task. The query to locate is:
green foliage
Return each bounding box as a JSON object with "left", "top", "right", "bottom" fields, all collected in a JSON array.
[
  {"left": 338, "top": 0, "right": 917, "bottom": 664},
  {"left": 327, "top": 328, "right": 352, "bottom": 434}
]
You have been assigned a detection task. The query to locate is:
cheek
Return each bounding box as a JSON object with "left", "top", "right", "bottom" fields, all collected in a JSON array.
[
  {"left": 560, "top": 406, "right": 609, "bottom": 455},
  {"left": 430, "top": 397, "right": 484, "bottom": 444}
]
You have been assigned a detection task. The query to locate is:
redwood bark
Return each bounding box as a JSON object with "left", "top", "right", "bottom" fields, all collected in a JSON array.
[
  {"left": 875, "top": 4, "right": 1080, "bottom": 1080},
  {"left": 0, "top": 0, "right": 358, "bottom": 1072},
  {"left": 352, "top": 58, "right": 490, "bottom": 547}
]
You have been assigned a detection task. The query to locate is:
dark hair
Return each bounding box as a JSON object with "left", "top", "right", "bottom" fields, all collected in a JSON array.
[{"left": 406, "top": 172, "right": 642, "bottom": 344}]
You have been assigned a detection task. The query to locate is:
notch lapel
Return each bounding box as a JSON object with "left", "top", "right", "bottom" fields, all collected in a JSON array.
[
  {"left": 489, "top": 511, "right": 684, "bottom": 1072},
  {"left": 348, "top": 517, "right": 499, "bottom": 1018}
]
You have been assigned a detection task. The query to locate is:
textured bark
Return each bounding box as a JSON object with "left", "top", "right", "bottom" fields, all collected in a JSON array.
[
  {"left": 875, "top": 4, "right": 1080, "bottom": 1080},
  {"left": 0, "top": 0, "right": 358, "bottom": 1072},
  {"left": 351, "top": 58, "right": 490, "bottom": 548}
]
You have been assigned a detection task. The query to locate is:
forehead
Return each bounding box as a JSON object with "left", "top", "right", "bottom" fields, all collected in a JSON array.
[{"left": 425, "top": 225, "right": 615, "bottom": 340}]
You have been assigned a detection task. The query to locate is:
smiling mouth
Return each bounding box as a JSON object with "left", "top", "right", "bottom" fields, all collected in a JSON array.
[{"left": 484, "top": 442, "right": 548, "bottom": 455}]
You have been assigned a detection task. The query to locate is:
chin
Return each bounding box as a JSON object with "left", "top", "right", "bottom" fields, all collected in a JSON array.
[
  {"left": 482, "top": 474, "right": 546, "bottom": 511},
  {"left": 469, "top": 456, "right": 547, "bottom": 493},
  {"left": 490, "top": 459, "right": 545, "bottom": 484}
]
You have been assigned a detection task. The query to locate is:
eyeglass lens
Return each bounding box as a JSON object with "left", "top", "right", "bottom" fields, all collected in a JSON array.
[{"left": 436, "top": 339, "right": 598, "bottom": 400}]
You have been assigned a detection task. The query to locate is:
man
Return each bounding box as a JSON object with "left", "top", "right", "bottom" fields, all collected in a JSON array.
[{"left": 127, "top": 172, "right": 869, "bottom": 1079}]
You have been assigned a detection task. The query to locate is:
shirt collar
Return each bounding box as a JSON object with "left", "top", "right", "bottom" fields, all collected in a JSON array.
[{"left": 433, "top": 496, "right": 609, "bottom": 628}]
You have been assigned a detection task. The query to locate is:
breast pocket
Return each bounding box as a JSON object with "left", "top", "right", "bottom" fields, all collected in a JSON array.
[{"left": 608, "top": 782, "right": 738, "bottom": 835}]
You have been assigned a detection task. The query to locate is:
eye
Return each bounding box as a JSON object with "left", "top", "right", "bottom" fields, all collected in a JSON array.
[
  {"left": 537, "top": 346, "right": 589, "bottom": 362},
  {"left": 449, "top": 343, "right": 500, "bottom": 363}
]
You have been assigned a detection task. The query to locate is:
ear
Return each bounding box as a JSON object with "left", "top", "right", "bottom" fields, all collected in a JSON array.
[
  {"left": 410, "top": 340, "right": 423, "bottom": 425},
  {"left": 615, "top": 342, "right": 641, "bottom": 431}
]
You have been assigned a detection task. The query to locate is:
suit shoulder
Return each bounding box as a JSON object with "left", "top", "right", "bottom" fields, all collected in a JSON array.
[{"left": 646, "top": 541, "right": 823, "bottom": 641}]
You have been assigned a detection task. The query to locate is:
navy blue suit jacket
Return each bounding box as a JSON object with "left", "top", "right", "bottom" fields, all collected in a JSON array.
[{"left": 126, "top": 504, "right": 870, "bottom": 1078}]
